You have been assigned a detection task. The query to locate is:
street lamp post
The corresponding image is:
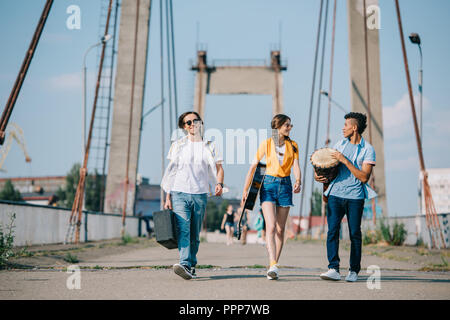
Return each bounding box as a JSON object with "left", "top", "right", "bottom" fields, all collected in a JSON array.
[
  {"left": 409, "top": 33, "right": 423, "bottom": 220},
  {"left": 409, "top": 33, "right": 423, "bottom": 145},
  {"left": 82, "top": 35, "right": 112, "bottom": 161},
  {"left": 320, "top": 90, "right": 348, "bottom": 113}
]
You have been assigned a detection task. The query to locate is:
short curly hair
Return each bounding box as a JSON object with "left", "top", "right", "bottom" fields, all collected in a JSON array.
[{"left": 344, "top": 112, "right": 367, "bottom": 135}]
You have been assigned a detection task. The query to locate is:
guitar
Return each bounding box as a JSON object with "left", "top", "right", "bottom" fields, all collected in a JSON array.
[{"left": 236, "top": 162, "right": 266, "bottom": 240}]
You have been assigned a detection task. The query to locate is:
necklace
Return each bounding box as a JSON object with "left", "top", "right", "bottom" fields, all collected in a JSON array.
[{"left": 276, "top": 143, "right": 285, "bottom": 157}]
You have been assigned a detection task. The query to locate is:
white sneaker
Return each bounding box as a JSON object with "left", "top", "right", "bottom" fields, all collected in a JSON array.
[
  {"left": 345, "top": 271, "right": 358, "bottom": 282},
  {"left": 267, "top": 265, "right": 279, "bottom": 280},
  {"left": 320, "top": 268, "right": 341, "bottom": 281}
]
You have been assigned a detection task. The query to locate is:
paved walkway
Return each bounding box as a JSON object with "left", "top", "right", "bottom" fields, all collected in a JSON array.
[{"left": 1, "top": 238, "right": 449, "bottom": 299}]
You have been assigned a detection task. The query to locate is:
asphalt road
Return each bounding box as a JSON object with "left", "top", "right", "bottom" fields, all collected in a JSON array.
[{"left": 1, "top": 240, "right": 449, "bottom": 300}]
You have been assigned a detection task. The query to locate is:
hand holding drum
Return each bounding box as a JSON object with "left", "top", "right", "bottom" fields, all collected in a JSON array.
[{"left": 310, "top": 148, "right": 340, "bottom": 184}]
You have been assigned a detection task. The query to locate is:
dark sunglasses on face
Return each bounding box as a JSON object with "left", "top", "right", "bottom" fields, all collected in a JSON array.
[{"left": 184, "top": 119, "right": 202, "bottom": 126}]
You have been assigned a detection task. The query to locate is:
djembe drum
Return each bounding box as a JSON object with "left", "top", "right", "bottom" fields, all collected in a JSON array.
[{"left": 310, "top": 148, "right": 340, "bottom": 184}]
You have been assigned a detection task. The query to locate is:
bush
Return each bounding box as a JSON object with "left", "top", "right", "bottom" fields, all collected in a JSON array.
[
  {"left": 416, "top": 237, "right": 425, "bottom": 247},
  {"left": 0, "top": 213, "right": 16, "bottom": 267},
  {"left": 379, "top": 219, "right": 407, "bottom": 246},
  {"left": 121, "top": 233, "right": 139, "bottom": 245},
  {"left": 363, "top": 229, "right": 380, "bottom": 245},
  {"left": 205, "top": 200, "right": 221, "bottom": 231},
  {"left": 64, "top": 252, "right": 79, "bottom": 264}
]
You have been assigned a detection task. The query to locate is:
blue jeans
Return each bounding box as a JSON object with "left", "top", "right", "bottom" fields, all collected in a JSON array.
[
  {"left": 259, "top": 175, "right": 293, "bottom": 207},
  {"left": 171, "top": 191, "right": 207, "bottom": 269},
  {"left": 326, "top": 195, "right": 365, "bottom": 274}
]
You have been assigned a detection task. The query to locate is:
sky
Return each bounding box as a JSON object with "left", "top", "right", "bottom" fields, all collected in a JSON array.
[{"left": 0, "top": 0, "right": 449, "bottom": 217}]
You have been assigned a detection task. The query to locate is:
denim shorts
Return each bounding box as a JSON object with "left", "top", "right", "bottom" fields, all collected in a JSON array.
[{"left": 259, "top": 175, "right": 294, "bottom": 207}]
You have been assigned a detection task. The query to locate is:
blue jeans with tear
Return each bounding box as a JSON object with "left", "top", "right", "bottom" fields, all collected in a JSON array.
[{"left": 171, "top": 191, "right": 208, "bottom": 269}]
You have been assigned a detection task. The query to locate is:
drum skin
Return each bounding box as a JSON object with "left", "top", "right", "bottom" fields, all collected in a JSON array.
[{"left": 310, "top": 148, "right": 340, "bottom": 183}]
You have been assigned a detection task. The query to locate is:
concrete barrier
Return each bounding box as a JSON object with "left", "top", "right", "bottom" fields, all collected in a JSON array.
[
  {"left": 358, "top": 214, "right": 450, "bottom": 248},
  {"left": 2, "top": 199, "right": 448, "bottom": 248},
  {"left": 0, "top": 200, "right": 143, "bottom": 246},
  {"left": 300, "top": 213, "right": 449, "bottom": 248}
]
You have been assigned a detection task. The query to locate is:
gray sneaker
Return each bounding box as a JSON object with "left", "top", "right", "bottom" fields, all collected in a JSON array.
[
  {"left": 173, "top": 264, "right": 192, "bottom": 280},
  {"left": 320, "top": 268, "right": 341, "bottom": 281},
  {"left": 345, "top": 271, "right": 358, "bottom": 282},
  {"left": 191, "top": 267, "right": 197, "bottom": 279}
]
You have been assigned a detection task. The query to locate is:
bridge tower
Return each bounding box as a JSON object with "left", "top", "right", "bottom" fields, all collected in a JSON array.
[
  {"left": 191, "top": 50, "right": 287, "bottom": 118},
  {"left": 347, "top": 0, "right": 387, "bottom": 216}
]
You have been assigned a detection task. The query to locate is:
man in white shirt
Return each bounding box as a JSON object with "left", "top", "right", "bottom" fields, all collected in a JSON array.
[{"left": 161, "top": 111, "right": 224, "bottom": 280}]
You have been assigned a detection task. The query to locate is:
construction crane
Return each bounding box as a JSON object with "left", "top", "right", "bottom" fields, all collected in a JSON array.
[{"left": 0, "top": 123, "right": 31, "bottom": 172}]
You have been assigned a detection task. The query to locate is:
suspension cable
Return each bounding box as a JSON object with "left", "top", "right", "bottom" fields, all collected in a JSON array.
[
  {"left": 362, "top": 0, "right": 378, "bottom": 225},
  {"left": 160, "top": 0, "right": 166, "bottom": 209},
  {"left": 298, "top": 0, "right": 325, "bottom": 231},
  {"left": 394, "top": 0, "right": 446, "bottom": 248},
  {"left": 169, "top": 0, "right": 179, "bottom": 125},
  {"left": 66, "top": 0, "right": 114, "bottom": 244},
  {"left": 320, "top": 0, "right": 337, "bottom": 238},
  {"left": 0, "top": 0, "right": 54, "bottom": 145},
  {"left": 325, "top": 0, "right": 337, "bottom": 147},
  {"left": 165, "top": 0, "right": 173, "bottom": 135},
  {"left": 307, "top": 0, "right": 330, "bottom": 237}
]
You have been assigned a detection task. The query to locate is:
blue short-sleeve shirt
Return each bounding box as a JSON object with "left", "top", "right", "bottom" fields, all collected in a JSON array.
[{"left": 324, "top": 137, "right": 377, "bottom": 200}]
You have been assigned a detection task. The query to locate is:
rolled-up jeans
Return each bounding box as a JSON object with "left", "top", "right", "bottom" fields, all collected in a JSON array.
[
  {"left": 171, "top": 191, "right": 208, "bottom": 269},
  {"left": 326, "top": 195, "right": 365, "bottom": 274}
]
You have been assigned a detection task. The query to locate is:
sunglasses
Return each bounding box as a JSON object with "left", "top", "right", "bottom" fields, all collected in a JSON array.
[{"left": 184, "top": 119, "right": 202, "bottom": 126}]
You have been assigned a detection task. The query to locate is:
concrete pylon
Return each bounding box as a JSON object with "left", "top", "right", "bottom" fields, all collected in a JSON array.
[
  {"left": 347, "top": 0, "right": 387, "bottom": 216},
  {"left": 192, "top": 50, "right": 286, "bottom": 118},
  {"left": 104, "top": 0, "right": 152, "bottom": 215}
]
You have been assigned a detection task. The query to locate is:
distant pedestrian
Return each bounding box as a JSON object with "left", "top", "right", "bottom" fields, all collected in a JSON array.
[
  {"left": 221, "top": 204, "right": 235, "bottom": 246},
  {"left": 239, "top": 208, "right": 249, "bottom": 245},
  {"left": 254, "top": 208, "right": 266, "bottom": 246},
  {"left": 138, "top": 210, "right": 153, "bottom": 238}
]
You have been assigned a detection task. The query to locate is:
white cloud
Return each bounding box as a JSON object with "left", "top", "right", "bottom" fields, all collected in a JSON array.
[
  {"left": 386, "top": 155, "right": 419, "bottom": 172},
  {"left": 383, "top": 94, "right": 450, "bottom": 174},
  {"left": 383, "top": 93, "right": 430, "bottom": 139},
  {"left": 47, "top": 72, "right": 82, "bottom": 90},
  {"left": 428, "top": 109, "right": 450, "bottom": 136},
  {"left": 45, "top": 68, "right": 111, "bottom": 92}
]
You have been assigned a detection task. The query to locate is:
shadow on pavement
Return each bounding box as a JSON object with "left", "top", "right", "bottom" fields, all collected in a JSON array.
[{"left": 194, "top": 273, "right": 450, "bottom": 283}]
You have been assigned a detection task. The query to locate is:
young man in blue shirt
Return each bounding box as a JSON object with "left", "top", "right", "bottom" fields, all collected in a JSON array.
[{"left": 315, "top": 112, "right": 377, "bottom": 282}]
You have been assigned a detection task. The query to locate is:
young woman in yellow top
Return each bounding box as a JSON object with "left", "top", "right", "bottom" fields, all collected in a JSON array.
[{"left": 241, "top": 114, "right": 301, "bottom": 280}]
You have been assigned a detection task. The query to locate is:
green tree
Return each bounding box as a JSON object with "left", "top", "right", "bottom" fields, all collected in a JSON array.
[
  {"left": 205, "top": 200, "right": 220, "bottom": 231},
  {"left": 56, "top": 163, "right": 103, "bottom": 211},
  {"left": 85, "top": 169, "right": 102, "bottom": 212},
  {"left": 56, "top": 163, "right": 80, "bottom": 208},
  {"left": 218, "top": 199, "right": 231, "bottom": 217},
  {"left": 0, "top": 180, "right": 23, "bottom": 202}
]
